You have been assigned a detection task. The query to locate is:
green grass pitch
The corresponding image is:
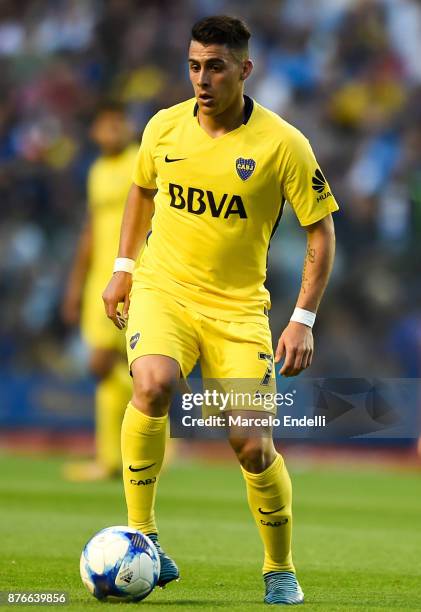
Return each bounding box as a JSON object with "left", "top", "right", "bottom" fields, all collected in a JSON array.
[{"left": 0, "top": 454, "right": 420, "bottom": 611}]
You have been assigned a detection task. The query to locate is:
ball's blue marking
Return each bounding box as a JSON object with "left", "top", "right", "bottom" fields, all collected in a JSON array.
[{"left": 82, "top": 527, "right": 160, "bottom": 602}]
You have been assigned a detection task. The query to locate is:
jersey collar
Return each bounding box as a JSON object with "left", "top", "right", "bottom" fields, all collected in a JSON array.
[{"left": 193, "top": 95, "right": 254, "bottom": 125}]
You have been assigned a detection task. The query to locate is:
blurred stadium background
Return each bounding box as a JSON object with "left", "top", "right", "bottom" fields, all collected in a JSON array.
[
  {"left": 1, "top": 0, "right": 421, "bottom": 449},
  {"left": 1, "top": 1, "right": 421, "bottom": 608}
]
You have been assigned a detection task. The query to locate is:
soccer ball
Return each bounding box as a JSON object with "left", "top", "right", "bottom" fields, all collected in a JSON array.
[{"left": 80, "top": 526, "right": 160, "bottom": 602}]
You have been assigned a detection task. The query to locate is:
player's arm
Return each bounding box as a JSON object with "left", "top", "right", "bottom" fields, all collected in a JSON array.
[
  {"left": 61, "top": 215, "right": 92, "bottom": 325},
  {"left": 102, "top": 183, "right": 155, "bottom": 328},
  {"left": 275, "top": 213, "right": 335, "bottom": 376}
]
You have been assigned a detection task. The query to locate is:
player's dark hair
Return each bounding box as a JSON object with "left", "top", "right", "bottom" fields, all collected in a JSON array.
[
  {"left": 93, "top": 99, "right": 126, "bottom": 119},
  {"left": 191, "top": 15, "right": 251, "bottom": 53}
]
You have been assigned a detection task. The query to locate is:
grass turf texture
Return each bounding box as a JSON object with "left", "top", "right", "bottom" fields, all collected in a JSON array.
[{"left": 0, "top": 455, "right": 420, "bottom": 611}]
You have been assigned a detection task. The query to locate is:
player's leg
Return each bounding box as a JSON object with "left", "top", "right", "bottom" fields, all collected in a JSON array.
[
  {"left": 200, "top": 316, "right": 303, "bottom": 604},
  {"left": 63, "top": 348, "right": 130, "bottom": 482},
  {"left": 122, "top": 354, "right": 179, "bottom": 535},
  {"left": 228, "top": 430, "right": 302, "bottom": 603},
  {"left": 228, "top": 430, "right": 294, "bottom": 572},
  {"left": 121, "top": 354, "right": 181, "bottom": 587},
  {"left": 91, "top": 349, "right": 131, "bottom": 476},
  {"left": 65, "top": 279, "right": 131, "bottom": 482},
  {"left": 122, "top": 286, "right": 199, "bottom": 586}
]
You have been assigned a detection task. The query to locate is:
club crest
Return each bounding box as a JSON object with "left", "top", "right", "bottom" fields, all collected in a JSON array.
[
  {"left": 236, "top": 157, "right": 256, "bottom": 181},
  {"left": 129, "top": 332, "right": 141, "bottom": 349}
]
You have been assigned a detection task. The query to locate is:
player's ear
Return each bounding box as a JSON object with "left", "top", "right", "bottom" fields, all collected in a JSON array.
[{"left": 240, "top": 59, "right": 253, "bottom": 81}]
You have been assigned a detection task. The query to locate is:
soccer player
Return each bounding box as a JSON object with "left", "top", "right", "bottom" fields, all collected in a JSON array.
[
  {"left": 102, "top": 16, "right": 338, "bottom": 604},
  {"left": 62, "top": 101, "right": 137, "bottom": 481}
]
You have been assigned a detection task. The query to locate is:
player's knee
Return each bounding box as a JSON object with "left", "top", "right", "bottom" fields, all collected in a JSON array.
[
  {"left": 229, "top": 437, "right": 276, "bottom": 473},
  {"left": 132, "top": 376, "right": 175, "bottom": 416},
  {"left": 89, "top": 350, "right": 116, "bottom": 379},
  {"left": 131, "top": 356, "right": 180, "bottom": 416}
]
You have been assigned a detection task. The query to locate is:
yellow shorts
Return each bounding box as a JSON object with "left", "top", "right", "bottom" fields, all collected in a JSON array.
[
  {"left": 126, "top": 285, "right": 276, "bottom": 413},
  {"left": 81, "top": 278, "right": 126, "bottom": 352}
]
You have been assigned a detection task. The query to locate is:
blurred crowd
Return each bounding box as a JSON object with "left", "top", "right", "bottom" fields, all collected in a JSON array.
[{"left": 1, "top": 0, "right": 421, "bottom": 379}]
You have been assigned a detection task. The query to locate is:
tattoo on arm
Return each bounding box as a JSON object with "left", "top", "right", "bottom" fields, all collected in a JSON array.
[
  {"left": 301, "top": 246, "right": 316, "bottom": 293},
  {"left": 307, "top": 246, "right": 316, "bottom": 263}
]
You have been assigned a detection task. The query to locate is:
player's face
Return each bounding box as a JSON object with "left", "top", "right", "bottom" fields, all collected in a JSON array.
[
  {"left": 188, "top": 41, "right": 252, "bottom": 117},
  {"left": 91, "top": 111, "right": 132, "bottom": 155}
]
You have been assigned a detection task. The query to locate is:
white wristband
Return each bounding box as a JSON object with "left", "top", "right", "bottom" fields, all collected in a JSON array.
[
  {"left": 290, "top": 307, "right": 316, "bottom": 328},
  {"left": 113, "top": 257, "right": 135, "bottom": 274}
]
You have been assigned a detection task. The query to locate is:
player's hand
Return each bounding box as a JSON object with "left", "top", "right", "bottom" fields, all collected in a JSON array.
[
  {"left": 275, "top": 321, "right": 313, "bottom": 377},
  {"left": 102, "top": 272, "right": 132, "bottom": 330}
]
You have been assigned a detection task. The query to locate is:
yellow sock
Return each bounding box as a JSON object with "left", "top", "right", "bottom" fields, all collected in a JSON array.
[
  {"left": 241, "top": 453, "right": 295, "bottom": 574},
  {"left": 121, "top": 402, "right": 167, "bottom": 534},
  {"left": 95, "top": 361, "right": 131, "bottom": 472}
]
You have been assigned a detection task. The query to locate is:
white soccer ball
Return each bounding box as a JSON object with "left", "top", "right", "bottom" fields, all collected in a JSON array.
[{"left": 80, "top": 526, "right": 160, "bottom": 602}]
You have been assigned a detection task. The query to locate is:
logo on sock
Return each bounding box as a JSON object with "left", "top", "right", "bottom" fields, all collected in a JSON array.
[
  {"left": 130, "top": 477, "right": 157, "bottom": 486},
  {"left": 129, "top": 463, "right": 156, "bottom": 472},
  {"left": 260, "top": 518, "right": 289, "bottom": 527},
  {"left": 258, "top": 506, "right": 285, "bottom": 515}
]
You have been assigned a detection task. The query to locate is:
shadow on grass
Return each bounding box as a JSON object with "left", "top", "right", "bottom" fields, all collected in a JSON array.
[{"left": 143, "top": 600, "right": 260, "bottom": 607}]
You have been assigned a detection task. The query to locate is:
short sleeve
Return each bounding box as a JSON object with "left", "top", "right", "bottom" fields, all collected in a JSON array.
[
  {"left": 132, "top": 112, "right": 162, "bottom": 189},
  {"left": 281, "top": 131, "right": 339, "bottom": 226}
]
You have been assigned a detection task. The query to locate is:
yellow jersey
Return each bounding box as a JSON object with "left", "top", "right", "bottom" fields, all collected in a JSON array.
[
  {"left": 87, "top": 144, "right": 138, "bottom": 284},
  {"left": 132, "top": 96, "right": 338, "bottom": 322}
]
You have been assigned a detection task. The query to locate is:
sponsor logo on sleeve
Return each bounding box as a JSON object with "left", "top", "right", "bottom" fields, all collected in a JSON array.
[{"left": 312, "top": 168, "right": 332, "bottom": 202}]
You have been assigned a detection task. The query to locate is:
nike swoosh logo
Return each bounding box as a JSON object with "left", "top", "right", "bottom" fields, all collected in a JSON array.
[
  {"left": 165, "top": 155, "right": 187, "bottom": 163},
  {"left": 128, "top": 463, "right": 156, "bottom": 472},
  {"left": 258, "top": 506, "right": 285, "bottom": 515}
]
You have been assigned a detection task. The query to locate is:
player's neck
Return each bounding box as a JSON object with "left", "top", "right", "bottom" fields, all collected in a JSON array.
[
  {"left": 198, "top": 94, "right": 245, "bottom": 138},
  {"left": 102, "top": 144, "right": 127, "bottom": 157}
]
